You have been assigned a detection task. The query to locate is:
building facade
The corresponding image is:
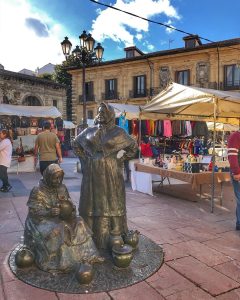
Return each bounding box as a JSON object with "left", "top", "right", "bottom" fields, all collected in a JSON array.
[
  {"left": 68, "top": 36, "right": 240, "bottom": 125},
  {"left": 0, "top": 68, "right": 67, "bottom": 119}
]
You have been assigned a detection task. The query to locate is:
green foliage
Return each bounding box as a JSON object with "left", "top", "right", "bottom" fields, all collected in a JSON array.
[
  {"left": 38, "top": 73, "right": 54, "bottom": 81},
  {"left": 53, "top": 63, "right": 72, "bottom": 86}
]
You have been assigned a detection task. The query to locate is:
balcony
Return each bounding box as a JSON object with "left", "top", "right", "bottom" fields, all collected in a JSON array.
[
  {"left": 101, "top": 91, "right": 119, "bottom": 101},
  {"left": 129, "top": 89, "right": 147, "bottom": 98},
  {"left": 129, "top": 88, "right": 163, "bottom": 98},
  {"left": 223, "top": 80, "right": 240, "bottom": 91},
  {"left": 79, "top": 94, "right": 95, "bottom": 103}
]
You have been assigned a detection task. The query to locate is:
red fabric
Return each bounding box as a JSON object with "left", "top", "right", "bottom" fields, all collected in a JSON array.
[
  {"left": 140, "top": 143, "right": 153, "bottom": 157},
  {"left": 227, "top": 131, "right": 240, "bottom": 175},
  {"left": 146, "top": 120, "right": 151, "bottom": 135},
  {"left": 132, "top": 120, "right": 139, "bottom": 136}
]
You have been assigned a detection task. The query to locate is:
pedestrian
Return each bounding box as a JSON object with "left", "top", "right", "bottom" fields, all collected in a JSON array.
[
  {"left": 34, "top": 121, "right": 63, "bottom": 175},
  {"left": 227, "top": 131, "right": 240, "bottom": 230},
  {"left": 0, "top": 129, "right": 13, "bottom": 192}
]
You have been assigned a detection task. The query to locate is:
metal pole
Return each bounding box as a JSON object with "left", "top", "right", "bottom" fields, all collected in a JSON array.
[
  {"left": 139, "top": 114, "right": 142, "bottom": 159},
  {"left": 211, "top": 97, "right": 217, "bottom": 213},
  {"left": 82, "top": 63, "right": 87, "bottom": 128}
]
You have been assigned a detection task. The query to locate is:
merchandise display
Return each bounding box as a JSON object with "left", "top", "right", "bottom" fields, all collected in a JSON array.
[{"left": 0, "top": 114, "right": 68, "bottom": 173}]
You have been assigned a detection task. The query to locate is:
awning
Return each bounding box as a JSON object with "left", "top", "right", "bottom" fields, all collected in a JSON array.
[
  {"left": 142, "top": 82, "right": 240, "bottom": 124},
  {"left": 0, "top": 104, "right": 62, "bottom": 118},
  {"left": 207, "top": 122, "right": 239, "bottom": 131},
  {"left": 63, "top": 120, "right": 76, "bottom": 129}
]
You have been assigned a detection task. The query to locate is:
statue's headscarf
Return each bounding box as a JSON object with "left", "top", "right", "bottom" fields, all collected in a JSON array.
[
  {"left": 42, "top": 164, "right": 64, "bottom": 187},
  {"left": 94, "top": 102, "right": 115, "bottom": 127}
]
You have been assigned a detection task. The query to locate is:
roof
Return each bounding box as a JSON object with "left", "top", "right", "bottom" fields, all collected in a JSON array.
[
  {"left": 0, "top": 69, "right": 66, "bottom": 88},
  {"left": 67, "top": 38, "right": 240, "bottom": 71}
]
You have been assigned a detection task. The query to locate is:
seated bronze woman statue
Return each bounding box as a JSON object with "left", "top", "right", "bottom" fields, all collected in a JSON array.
[{"left": 24, "top": 164, "right": 103, "bottom": 273}]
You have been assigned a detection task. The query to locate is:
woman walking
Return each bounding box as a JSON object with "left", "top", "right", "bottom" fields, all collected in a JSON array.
[{"left": 0, "top": 129, "right": 12, "bottom": 192}]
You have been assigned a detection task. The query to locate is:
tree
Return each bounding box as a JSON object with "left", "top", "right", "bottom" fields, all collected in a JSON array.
[
  {"left": 53, "top": 63, "right": 72, "bottom": 121},
  {"left": 38, "top": 73, "right": 54, "bottom": 81}
]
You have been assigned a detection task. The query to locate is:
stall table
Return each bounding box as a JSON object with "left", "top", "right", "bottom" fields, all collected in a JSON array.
[{"left": 134, "top": 162, "right": 231, "bottom": 204}]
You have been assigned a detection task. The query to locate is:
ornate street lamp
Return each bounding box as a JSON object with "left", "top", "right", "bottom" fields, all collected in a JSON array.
[{"left": 61, "top": 31, "right": 104, "bottom": 128}]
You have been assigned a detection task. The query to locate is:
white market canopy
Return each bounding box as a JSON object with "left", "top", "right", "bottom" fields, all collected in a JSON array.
[
  {"left": 142, "top": 82, "right": 240, "bottom": 125},
  {"left": 0, "top": 104, "right": 62, "bottom": 118},
  {"left": 63, "top": 120, "right": 76, "bottom": 129},
  {"left": 207, "top": 122, "right": 239, "bottom": 131}
]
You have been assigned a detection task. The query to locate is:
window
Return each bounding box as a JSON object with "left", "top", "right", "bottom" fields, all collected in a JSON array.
[
  {"left": 23, "top": 96, "right": 41, "bottom": 106},
  {"left": 3, "top": 96, "right": 9, "bottom": 104},
  {"left": 105, "top": 79, "right": 117, "bottom": 100},
  {"left": 133, "top": 75, "right": 146, "bottom": 97},
  {"left": 87, "top": 110, "right": 94, "bottom": 119},
  {"left": 224, "top": 64, "right": 240, "bottom": 89},
  {"left": 175, "top": 70, "right": 190, "bottom": 85},
  {"left": 85, "top": 81, "right": 94, "bottom": 101},
  {"left": 53, "top": 100, "right": 57, "bottom": 107},
  {"left": 126, "top": 50, "right": 134, "bottom": 58}
]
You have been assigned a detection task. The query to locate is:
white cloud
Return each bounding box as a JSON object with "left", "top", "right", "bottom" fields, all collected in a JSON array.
[
  {"left": 135, "top": 33, "right": 143, "bottom": 40},
  {"left": 165, "top": 19, "right": 176, "bottom": 34},
  {"left": 91, "top": 0, "right": 180, "bottom": 46},
  {"left": 147, "top": 44, "right": 154, "bottom": 51},
  {"left": 0, "top": 0, "right": 73, "bottom": 72}
]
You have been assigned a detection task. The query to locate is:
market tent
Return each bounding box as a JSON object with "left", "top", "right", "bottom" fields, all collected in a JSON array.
[
  {"left": 0, "top": 104, "right": 62, "bottom": 118},
  {"left": 207, "top": 122, "right": 239, "bottom": 131},
  {"left": 142, "top": 82, "right": 240, "bottom": 212},
  {"left": 63, "top": 120, "right": 76, "bottom": 129},
  {"left": 108, "top": 103, "right": 140, "bottom": 119},
  {"left": 142, "top": 82, "right": 240, "bottom": 125}
]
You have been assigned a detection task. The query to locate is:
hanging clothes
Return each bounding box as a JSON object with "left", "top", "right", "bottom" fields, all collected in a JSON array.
[
  {"left": 163, "top": 120, "right": 172, "bottom": 137},
  {"left": 118, "top": 114, "right": 129, "bottom": 133},
  {"left": 185, "top": 121, "right": 192, "bottom": 137}
]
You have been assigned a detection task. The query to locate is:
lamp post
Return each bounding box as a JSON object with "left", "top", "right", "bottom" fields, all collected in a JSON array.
[{"left": 61, "top": 31, "right": 104, "bottom": 128}]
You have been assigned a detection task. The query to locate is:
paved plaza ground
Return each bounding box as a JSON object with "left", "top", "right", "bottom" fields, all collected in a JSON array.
[{"left": 1, "top": 158, "right": 240, "bottom": 299}]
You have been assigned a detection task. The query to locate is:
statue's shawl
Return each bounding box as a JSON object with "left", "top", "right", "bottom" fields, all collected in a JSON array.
[{"left": 75, "top": 125, "right": 135, "bottom": 157}]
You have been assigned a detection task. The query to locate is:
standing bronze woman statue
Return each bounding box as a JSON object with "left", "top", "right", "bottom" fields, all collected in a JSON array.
[
  {"left": 24, "top": 164, "right": 103, "bottom": 273},
  {"left": 73, "top": 103, "right": 138, "bottom": 248}
]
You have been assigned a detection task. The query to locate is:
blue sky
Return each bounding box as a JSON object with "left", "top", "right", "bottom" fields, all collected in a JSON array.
[{"left": 0, "top": 0, "right": 239, "bottom": 72}]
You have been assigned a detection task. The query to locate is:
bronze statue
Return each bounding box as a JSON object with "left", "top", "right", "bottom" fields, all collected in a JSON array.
[
  {"left": 24, "top": 164, "right": 103, "bottom": 273},
  {"left": 73, "top": 103, "right": 138, "bottom": 249}
]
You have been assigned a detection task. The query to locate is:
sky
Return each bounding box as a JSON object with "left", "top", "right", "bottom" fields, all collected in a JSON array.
[{"left": 0, "top": 0, "right": 239, "bottom": 73}]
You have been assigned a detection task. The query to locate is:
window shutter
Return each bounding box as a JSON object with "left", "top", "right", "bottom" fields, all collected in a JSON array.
[
  {"left": 105, "top": 80, "right": 108, "bottom": 96},
  {"left": 90, "top": 81, "right": 94, "bottom": 98},
  {"left": 187, "top": 69, "right": 190, "bottom": 85},
  {"left": 143, "top": 75, "right": 146, "bottom": 95},
  {"left": 114, "top": 79, "right": 118, "bottom": 98},
  {"left": 133, "top": 76, "right": 136, "bottom": 96}
]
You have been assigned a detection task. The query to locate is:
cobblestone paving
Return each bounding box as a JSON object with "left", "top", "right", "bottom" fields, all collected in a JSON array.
[{"left": 0, "top": 158, "right": 239, "bottom": 300}]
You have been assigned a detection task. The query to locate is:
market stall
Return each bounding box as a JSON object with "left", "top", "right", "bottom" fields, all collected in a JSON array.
[
  {"left": 0, "top": 104, "right": 63, "bottom": 173},
  {"left": 141, "top": 82, "right": 240, "bottom": 212}
]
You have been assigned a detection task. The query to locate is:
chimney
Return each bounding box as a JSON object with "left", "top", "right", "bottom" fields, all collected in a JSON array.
[{"left": 183, "top": 35, "right": 202, "bottom": 49}]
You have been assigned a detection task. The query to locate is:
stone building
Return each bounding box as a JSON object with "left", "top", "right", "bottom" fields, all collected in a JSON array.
[
  {"left": 67, "top": 35, "right": 240, "bottom": 125},
  {"left": 0, "top": 67, "right": 67, "bottom": 119}
]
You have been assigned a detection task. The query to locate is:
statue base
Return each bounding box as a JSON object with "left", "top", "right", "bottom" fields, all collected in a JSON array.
[{"left": 9, "top": 235, "right": 164, "bottom": 294}]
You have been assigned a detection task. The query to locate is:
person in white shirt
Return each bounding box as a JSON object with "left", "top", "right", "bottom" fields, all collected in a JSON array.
[{"left": 0, "top": 129, "right": 13, "bottom": 192}]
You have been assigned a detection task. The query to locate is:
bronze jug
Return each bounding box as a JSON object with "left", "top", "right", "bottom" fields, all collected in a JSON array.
[
  {"left": 112, "top": 244, "right": 133, "bottom": 268},
  {"left": 123, "top": 230, "right": 140, "bottom": 249},
  {"left": 109, "top": 231, "right": 124, "bottom": 249},
  {"left": 76, "top": 263, "right": 94, "bottom": 285},
  {"left": 59, "top": 200, "right": 73, "bottom": 220},
  {"left": 15, "top": 246, "right": 35, "bottom": 268}
]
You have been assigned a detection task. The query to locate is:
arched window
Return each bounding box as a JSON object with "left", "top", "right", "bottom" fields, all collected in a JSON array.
[
  {"left": 23, "top": 96, "right": 41, "bottom": 106},
  {"left": 3, "top": 96, "right": 9, "bottom": 104}
]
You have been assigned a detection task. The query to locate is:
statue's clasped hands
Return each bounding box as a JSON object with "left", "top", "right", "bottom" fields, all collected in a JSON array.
[{"left": 51, "top": 206, "right": 60, "bottom": 216}]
